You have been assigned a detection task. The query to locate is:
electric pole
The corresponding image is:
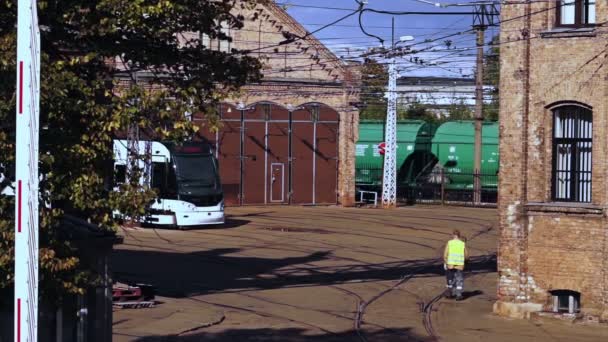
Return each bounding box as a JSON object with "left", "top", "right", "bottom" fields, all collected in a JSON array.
[
  {"left": 472, "top": 4, "right": 498, "bottom": 205},
  {"left": 473, "top": 18, "right": 485, "bottom": 205},
  {"left": 381, "top": 56, "right": 398, "bottom": 208},
  {"left": 382, "top": 17, "right": 398, "bottom": 208}
]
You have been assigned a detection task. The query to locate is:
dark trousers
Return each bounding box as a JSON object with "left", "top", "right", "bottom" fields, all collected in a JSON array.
[{"left": 446, "top": 268, "right": 464, "bottom": 297}]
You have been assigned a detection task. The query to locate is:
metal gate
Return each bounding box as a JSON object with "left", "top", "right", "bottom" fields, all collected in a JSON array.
[{"left": 198, "top": 102, "right": 339, "bottom": 206}]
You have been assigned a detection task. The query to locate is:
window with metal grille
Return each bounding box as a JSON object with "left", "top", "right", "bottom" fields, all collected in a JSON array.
[
  {"left": 201, "top": 21, "right": 231, "bottom": 53},
  {"left": 550, "top": 290, "right": 580, "bottom": 314},
  {"left": 552, "top": 105, "right": 592, "bottom": 202},
  {"left": 557, "top": 0, "right": 596, "bottom": 27}
]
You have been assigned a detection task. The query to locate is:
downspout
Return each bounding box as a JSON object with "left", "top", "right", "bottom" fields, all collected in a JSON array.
[
  {"left": 288, "top": 109, "right": 293, "bottom": 204},
  {"left": 239, "top": 107, "right": 245, "bottom": 206},
  {"left": 519, "top": 0, "right": 532, "bottom": 303}
]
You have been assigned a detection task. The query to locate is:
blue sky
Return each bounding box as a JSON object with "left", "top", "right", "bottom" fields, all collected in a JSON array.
[{"left": 279, "top": 0, "right": 499, "bottom": 78}]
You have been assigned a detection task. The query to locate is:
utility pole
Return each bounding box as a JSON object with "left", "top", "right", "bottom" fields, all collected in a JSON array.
[
  {"left": 472, "top": 4, "right": 498, "bottom": 205},
  {"left": 473, "top": 18, "right": 485, "bottom": 205},
  {"left": 380, "top": 18, "right": 415, "bottom": 208},
  {"left": 382, "top": 17, "right": 398, "bottom": 208}
]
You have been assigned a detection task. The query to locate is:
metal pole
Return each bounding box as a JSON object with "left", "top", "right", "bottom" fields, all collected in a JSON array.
[
  {"left": 312, "top": 107, "right": 317, "bottom": 205},
  {"left": 392, "top": 17, "right": 395, "bottom": 50},
  {"left": 473, "top": 26, "right": 485, "bottom": 205},
  {"left": 239, "top": 106, "right": 244, "bottom": 206},
  {"left": 441, "top": 168, "right": 445, "bottom": 205},
  {"left": 288, "top": 109, "right": 293, "bottom": 204},
  {"left": 382, "top": 18, "right": 398, "bottom": 208},
  {"left": 15, "top": 1, "right": 41, "bottom": 340}
]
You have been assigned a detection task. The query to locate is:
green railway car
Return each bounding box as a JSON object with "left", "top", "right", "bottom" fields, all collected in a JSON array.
[
  {"left": 355, "top": 120, "right": 435, "bottom": 188},
  {"left": 430, "top": 121, "right": 499, "bottom": 189}
]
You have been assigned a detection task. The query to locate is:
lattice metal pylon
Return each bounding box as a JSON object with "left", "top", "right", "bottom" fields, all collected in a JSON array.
[
  {"left": 143, "top": 140, "right": 152, "bottom": 185},
  {"left": 382, "top": 60, "right": 398, "bottom": 208},
  {"left": 126, "top": 123, "right": 139, "bottom": 184},
  {"left": 15, "top": 1, "right": 41, "bottom": 340}
]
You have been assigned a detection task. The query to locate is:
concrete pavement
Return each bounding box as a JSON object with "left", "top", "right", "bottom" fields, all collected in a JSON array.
[{"left": 112, "top": 205, "right": 608, "bottom": 341}]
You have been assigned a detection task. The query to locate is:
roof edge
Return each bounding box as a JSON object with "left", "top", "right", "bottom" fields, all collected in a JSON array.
[{"left": 262, "top": 2, "right": 347, "bottom": 77}]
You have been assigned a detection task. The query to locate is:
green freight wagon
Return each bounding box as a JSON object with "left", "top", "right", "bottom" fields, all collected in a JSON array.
[
  {"left": 355, "top": 120, "right": 436, "bottom": 189},
  {"left": 430, "top": 121, "right": 499, "bottom": 190}
]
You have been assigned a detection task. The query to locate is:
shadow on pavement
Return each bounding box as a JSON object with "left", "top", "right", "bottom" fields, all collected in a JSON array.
[
  {"left": 217, "top": 217, "right": 250, "bottom": 229},
  {"left": 133, "top": 327, "right": 434, "bottom": 342},
  {"left": 142, "top": 217, "right": 251, "bottom": 231},
  {"left": 461, "top": 290, "right": 484, "bottom": 300},
  {"left": 113, "top": 242, "right": 496, "bottom": 298}
]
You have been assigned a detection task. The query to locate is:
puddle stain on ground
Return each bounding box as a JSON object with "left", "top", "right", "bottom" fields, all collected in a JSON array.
[{"left": 260, "top": 227, "right": 333, "bottom": 234}]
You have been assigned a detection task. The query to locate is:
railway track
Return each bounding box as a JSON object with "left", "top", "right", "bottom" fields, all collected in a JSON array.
[
  {"left": 350, "top": 275, "right": 413, "bottom": 342},
  {"left": 116, "top": 207, "right": 497, "bottom": 340},
  {"left": 422, "top": 291, "right": 445, "bottom": 341},
  {"left": 334, "top": 274, "right": 448, "bottom": 342}
]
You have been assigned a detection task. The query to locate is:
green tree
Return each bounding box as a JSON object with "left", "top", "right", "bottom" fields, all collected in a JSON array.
[
  {"left": 397, "top": 100, "right": 441, "bottom": 124},
  {"left": 446, "top": 99, "right": 473, "bottom": 121},
  {"left": 359, "top": 58, "right": 388, "bottom": 120},
  {"left": 0, "top": 0, "right": 263, "bottom": 298},
  {"left": 483, "top": 35, "right": 500, "bottom": 121},
  {"left": 403, "top": 101, "right": 431, "bottom": 120}
]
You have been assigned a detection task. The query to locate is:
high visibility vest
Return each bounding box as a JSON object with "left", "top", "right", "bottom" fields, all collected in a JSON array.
[{"left": 447, "top": 239, "right": 465, "bottom": 266}]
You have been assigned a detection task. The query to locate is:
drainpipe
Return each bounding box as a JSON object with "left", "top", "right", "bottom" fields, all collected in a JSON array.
[
  {"left": 237, "top": 102, "right": 246, "bottom": 206},
  {"left": 519, "top": 1, "right": 532, "bottom": 303},
  {"left": 287, "top": 105, "right": 293, "bottom": 204}
]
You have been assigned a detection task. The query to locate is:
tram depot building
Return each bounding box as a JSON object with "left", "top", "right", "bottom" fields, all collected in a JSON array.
[
  {"left": 496, "top": 2, "right": 608, "bottom": 321},
  {"left": 195, "top": 2, "right": 360, "bottom": 207}
]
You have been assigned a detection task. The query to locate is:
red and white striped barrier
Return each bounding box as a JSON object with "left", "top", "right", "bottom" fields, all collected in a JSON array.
[{"left": 15, "top": 1, "right": 40, "bottom": 341}]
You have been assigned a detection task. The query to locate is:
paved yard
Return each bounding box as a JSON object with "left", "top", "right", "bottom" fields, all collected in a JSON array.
[{"left": 112, "top": 206, "right": 607, "bottom": 341}]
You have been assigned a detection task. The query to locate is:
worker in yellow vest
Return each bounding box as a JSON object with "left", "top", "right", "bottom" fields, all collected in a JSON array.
[{"left": 444, "top": 229, "right": 469, "bottom": 301}]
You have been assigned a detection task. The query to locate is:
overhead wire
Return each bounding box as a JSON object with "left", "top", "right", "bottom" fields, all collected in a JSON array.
[
  {"left": 103, "top": 1, "right": 599, "bottom": 117},
  {"left": 241, "top": 1, "right": 365, "bottom": 54},
  {"left": 231, "top": 0, "right": 602, "bottom": 94}
]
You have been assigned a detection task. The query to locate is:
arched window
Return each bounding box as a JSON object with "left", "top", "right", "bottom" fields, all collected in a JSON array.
[{"left": 552, "top": 105, "right": 592, "bottom": 202}]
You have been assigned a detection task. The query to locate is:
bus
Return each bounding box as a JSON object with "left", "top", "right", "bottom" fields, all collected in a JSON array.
[{"left": 113, "top": 139, "right": 225, "bottom": 228}]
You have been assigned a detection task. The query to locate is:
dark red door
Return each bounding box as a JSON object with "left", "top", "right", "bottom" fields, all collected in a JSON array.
[
  {"left": 270, "top": 163, "right": 285, "bottom": 202},
  {"left": 315, "top": 107, "right": 339, "bottom": 204},
  {"left": 292, "top": 120, "right": 314, "bottom": 204},
  {"left": 216, "top": 121, "right": 240, "bottom": 206},
  {"left": 241, "top": 104, "right": 268, "bottom": 205}
]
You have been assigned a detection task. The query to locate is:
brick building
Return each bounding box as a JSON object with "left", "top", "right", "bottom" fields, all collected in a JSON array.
[
  {"left": 495, "top": 2, "right": 608, "bottom": 321},
  {"left": 195, "top": 2, "right": 360, "bottom": 206}
]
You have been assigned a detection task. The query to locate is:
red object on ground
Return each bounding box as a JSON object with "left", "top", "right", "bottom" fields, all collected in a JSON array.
[{"left": 113, "top": 284, "right": 155, "bottom": 302}]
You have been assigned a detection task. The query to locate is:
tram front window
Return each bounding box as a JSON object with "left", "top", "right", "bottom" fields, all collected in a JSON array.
[{"left": 174, "top": 155, "right": 218, "bottom": 192}]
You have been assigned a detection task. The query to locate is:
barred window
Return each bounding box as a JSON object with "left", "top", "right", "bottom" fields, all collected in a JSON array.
[
  {"left": 557, "top": 1, "right": 595, "bottom": 27},
  {"left": 201, "top": 21, "right": 231, "bottom": 53},
  {"left": 552, "top": 105, "right": 592, "bottom": 203},
  {"left": 550, "top": 290, "right": 580, "bottom": 314}
]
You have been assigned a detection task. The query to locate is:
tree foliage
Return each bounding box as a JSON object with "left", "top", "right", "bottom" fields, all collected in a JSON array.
[
  {"left": 446, "top": 99, "right": 473, "bottom": 121},
  {"left": 0, "top": 0, "right": 263, "bottom": 298},
  {"left": 401, "top": 101, "right": 433, "bottom": 121},
  {"left": 483, "top": 35, "right": 499, "bottom": 121},
  {"left": 359, "top": 58, "right": 388, "bottom": 120}
]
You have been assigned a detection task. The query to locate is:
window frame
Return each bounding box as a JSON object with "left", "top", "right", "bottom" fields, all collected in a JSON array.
[
  {"left": 556, "top": 0, "right": 596, "bottom": 28},
  {"left": 550, "top": 290, "right": 581, "bottom": 314},
  {"left": 551, "top": 105, "right": 593, "bottom": 203},
  {"left": 200, "top": 21, "right": 232, "bottom": 53}
]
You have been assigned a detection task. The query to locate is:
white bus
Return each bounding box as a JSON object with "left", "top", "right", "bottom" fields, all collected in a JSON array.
[{"left": 113, "top": 140, "right": 225, "bottom": 228}]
